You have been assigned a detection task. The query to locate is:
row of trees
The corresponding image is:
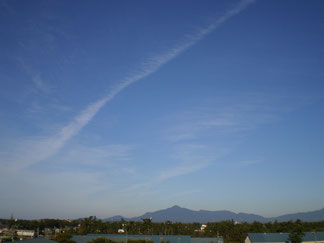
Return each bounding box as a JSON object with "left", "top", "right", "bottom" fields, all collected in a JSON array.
[
  {"left": 77, "top": 217, "right": 324, "bottom": 243},
  {"left": 78, "top": 217, "right": 203, "bottom": 236},
  {"left": 3, "top": 217, "right": 324, "bottom": 243},
  {"left": 0, "top": 218, "right": 80, "bottom": 231}
]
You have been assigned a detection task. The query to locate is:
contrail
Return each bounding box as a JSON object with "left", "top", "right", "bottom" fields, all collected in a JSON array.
[{"left": 13, "top": 0, "right": 255, "bottom": 169}]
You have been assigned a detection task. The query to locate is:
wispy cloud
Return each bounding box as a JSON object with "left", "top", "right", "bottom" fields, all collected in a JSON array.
[
  {"left": 167, "top": 93, "right": 298, "bottom": 142},
  {"left": 122, "top": 161, "right": 210, "bottom": 194},
  {"left": 49, "top": 144, "right": 135, "bottom": 173},
  {"left": 239, "top": 159, "right": 263, "bottom": 167},
  {"left": 26, "top": 101, "right": 43, "bottom": 114},
  {"left": 122, "top": 144, "right": 229, "bottom": 193},
  {"left": 157, "top": 143, "right": 229, "bottom": 182},
  {"left": 2, "top": 0, "right": 255, "bottom": 170},
  {"left": 32, "top": 73, "right": 51, "bottom": 93},
  {"left": 157, "top": 162, "right": 210, "bottom": 182}
]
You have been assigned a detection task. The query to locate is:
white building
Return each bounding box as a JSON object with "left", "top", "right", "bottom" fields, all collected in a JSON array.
[
  {"left": 16, "top": 229, "right": 35, "bottom": 238},
  {"left": 200, "top": 225, "right": 207, "bottom": 231}
]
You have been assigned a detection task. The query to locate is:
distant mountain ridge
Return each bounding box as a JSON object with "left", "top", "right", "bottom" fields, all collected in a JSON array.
[{"left": 103, "top": 206, "right": 324, "bottom": 223}]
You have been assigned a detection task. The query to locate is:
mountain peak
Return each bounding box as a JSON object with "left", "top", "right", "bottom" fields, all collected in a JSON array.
[
  {"left": 103, "top": 206, "right": 324, "bottom": 223},
  {"left": 170, "top": 205, "right": 182, "bottom": 209}
]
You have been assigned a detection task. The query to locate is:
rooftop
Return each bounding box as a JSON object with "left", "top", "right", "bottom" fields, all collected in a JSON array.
[{"left": 248, "top": 232, "right": 324, "bottom": 243}]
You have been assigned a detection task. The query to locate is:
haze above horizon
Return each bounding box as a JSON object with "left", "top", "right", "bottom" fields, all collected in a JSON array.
[{"left": 1, "top": 0, "right": 324, "bottom": 220}]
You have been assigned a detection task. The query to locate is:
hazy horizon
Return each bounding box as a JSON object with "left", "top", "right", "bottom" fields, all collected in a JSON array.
[{"left": 2, "top": 205, "right": 324, "bottom": 221}]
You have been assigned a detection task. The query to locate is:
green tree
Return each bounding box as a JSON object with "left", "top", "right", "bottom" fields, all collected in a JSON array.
[
  {"left": 289, "top": 221, "right": 304, "bottom": 243},
  {"left": 88, "top": 238, "right": 116, "bottom": 243},
  {"left": 288, "top": 232, "right": 304, "bottom": 243},
  {"left": 55, "top": 232, "right": 76, "bottom": 243}
]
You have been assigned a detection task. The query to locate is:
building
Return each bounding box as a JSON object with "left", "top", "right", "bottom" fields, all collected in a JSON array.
[
  {"left": 245, "top": 232, "right": 324, "bottom": 243},
  {"left": 17, "top": 229, "right": 35, "bottom": 239},
  {"left": 0, "top": 226, "right": 12, "bottom": 242},
  {"left": 0, "top": 225, "right": 8, "bottom": 234},
  {"left": 200, "top": 225, "right": 207, "bottom": 231},
  {"left": 15, "top": 238, "right": 54, "bottom": 243},
  {"left": 191, "top": 237, "right": 224, "bottom": 243},
  {"left": 194, "top": 224, "right": 207, "bottom": 232},
  {"left": 71, "top": 234, "right": 224, "bottom": 243}
]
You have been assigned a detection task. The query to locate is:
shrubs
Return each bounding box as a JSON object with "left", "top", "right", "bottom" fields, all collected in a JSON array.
[
  {"left": 88, "top": 237, "right": 117, "bottom": 243},
  {"left": 55, "top": 233, "right": 76, "bottom": 243},
  {"left": 128, "top": 240, "right": 154, "bottom": 243}
]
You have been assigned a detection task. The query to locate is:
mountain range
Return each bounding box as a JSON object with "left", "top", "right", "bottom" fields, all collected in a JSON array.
[{"left": 103, "top": 206, "right": 324, "bottom": 223}]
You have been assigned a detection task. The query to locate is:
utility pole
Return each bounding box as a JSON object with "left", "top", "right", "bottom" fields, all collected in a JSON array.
[
  {"left": 122, "top": 224, "right": 127, "bottom": 243},
  {"left": 313, "top": 232, "right": 317, "bottom": 243}
]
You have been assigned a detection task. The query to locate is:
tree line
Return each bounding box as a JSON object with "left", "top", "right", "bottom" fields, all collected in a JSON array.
[
  {"left": 78, "top": 217, "right": 324, "bottom": 243},
  {"left": 0, "top": 218, "right": 80, "bottom": 230},
  {"left": 2, "top": 217, "right": 324, "bottom": 243}
]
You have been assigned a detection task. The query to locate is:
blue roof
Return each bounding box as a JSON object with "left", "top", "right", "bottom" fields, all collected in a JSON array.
[
  {"left": 72, "top": 234, "right": 191, "bottom": 243},
  {"left": 191, "top": 238, "right": 224, "bottom": 243},
  {"left": 248, "top": 232, "right": 324, "bottom": 243},
  {"left": 248, "top": 233, "right": 290, "bottom": 242},
  {"left": 72, "top": 234, "right": 224, "bottom": 243}
]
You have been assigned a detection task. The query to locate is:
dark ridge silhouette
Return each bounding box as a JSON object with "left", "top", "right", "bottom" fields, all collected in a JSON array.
[{"left": 103, "top": 206, "right": 324, "bottom": 223}]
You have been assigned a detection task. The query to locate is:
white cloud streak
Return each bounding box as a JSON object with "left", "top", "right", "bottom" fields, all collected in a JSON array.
[
  {"left": 32, "top": 73, "right": 51, "bottom": 93},
  {"left": 239, "top": 159, "right": 263, "bottom": 167},
  {"left": 157, "top": 162, "right": 210, "bottom": 182},
  {"left": 122, "top": 144, "right": 230, "bottom": 193},
  {"left": 167, "top": 93, "right": 294, "bottom": 142},
  {"left": 5, "top": 0, "right": 255, "bottom": 169}
]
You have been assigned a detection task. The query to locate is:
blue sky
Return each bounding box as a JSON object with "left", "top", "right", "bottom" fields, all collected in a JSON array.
[{"left": 0, "top": 0, "right": 324, "bottom": 219}]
